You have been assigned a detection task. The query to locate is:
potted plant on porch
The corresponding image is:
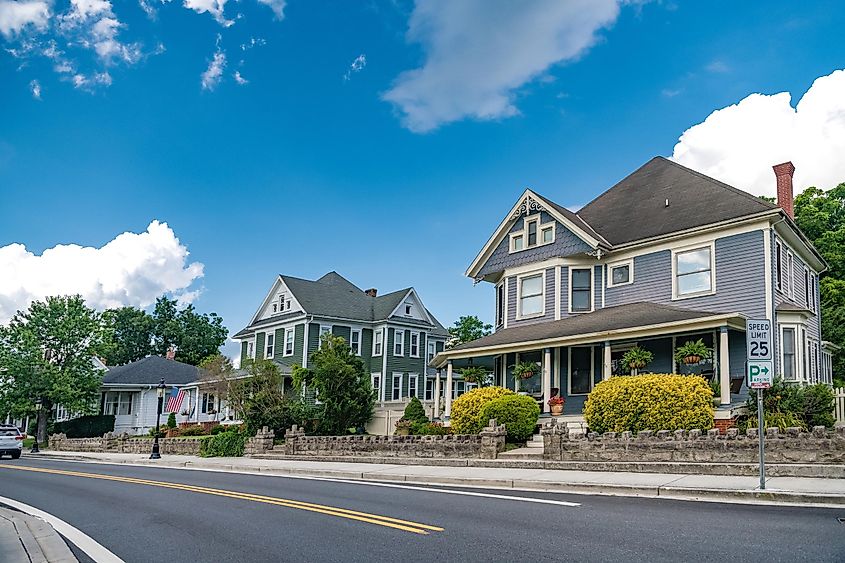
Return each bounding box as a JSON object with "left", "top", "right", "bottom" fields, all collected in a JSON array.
[
  {"left": 394, "top": 419, "right": 412, "bottom": 436},
  {"left": 548, "top": 395, "right": 565, "bottom": 416},
  {"left": 621, "top": 346, "right": 653, "bottom": 375},
  {"left": 674, "top": 339, "right": 713, "bottom": 365},
  {"left": 512, "top": 361, "right": 540, "bottom": 380},
  {"left": 460, "top": 366, "right": 489, "bottom": 386}
]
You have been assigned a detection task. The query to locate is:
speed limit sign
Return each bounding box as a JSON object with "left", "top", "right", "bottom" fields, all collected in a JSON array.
[{"left": 746, "top": 319, "right": 772, "bottom": 361}]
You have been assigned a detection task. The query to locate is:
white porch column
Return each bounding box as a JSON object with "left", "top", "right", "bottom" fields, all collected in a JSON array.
[
  {"left": 543, "top": 348, "right": 552, "bottom": 413},
  {"left": 719, "top": 326, "right": 731, "bottom": 405},
  {"left": 444, "top": 360, "right": 453, "bottom": 418},
  {"left": 603, "top": 341, "right": 612, "bottom": 381},
  {"left": 433, "top": 369, "right": 442, "bottom": 419}
]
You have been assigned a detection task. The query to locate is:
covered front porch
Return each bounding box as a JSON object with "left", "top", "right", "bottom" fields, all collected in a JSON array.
[{"left": 430, "top": 303, "right": 750, "bottom": 419}]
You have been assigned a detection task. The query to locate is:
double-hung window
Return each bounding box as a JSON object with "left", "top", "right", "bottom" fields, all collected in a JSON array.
[
  {"left": 247, "top": 341, "right": 255, "bottom": 359},
  {"left": 371, "top": 373, "right": 381, "bottom": 400},
  {"left": 392, "top": 373, "right": 402, "bottom": 401},
  {"left": 394, "top": 330, "right": 405, "bottom": 356},
  {"left": 373, "top": 329, "right": 384, "bottom": 356},
  {"left": 570, "top": 268, "right": 592, "bottom": 312},
  {"left": 782, "top": 327, "right": 796, "bottom": 380},
  {"left": 427, "top": 342, "right": 436, "bottom": 364},
  {"left": 105, "top": 392, "right": 133, "bottom": 416},
  {"left": 350, "top": 329, "right": 361, "bottom": 356},
  {"left": 284, "top": 329, "right": 294, "bottom": 356},
  {"left": 786, "top": 251, "right": 794, "bottom": 299},
  {"left": 518, "top": 273, "right": 544, "bottom": 317},
  {"left": 408, "top": 374, "right": 419, "bottom": 399},
  {"left": 803, "top": 268, "right": 811, "bottom": 309},
  {"left": 811, "top": 275, "right": 818, "bottom": 313},
  {"left": 201, "top": 392, "right": 216, "bottom": 414},
  {"left": 425, "top": 379, "right": 434, "bottom": 401},
  {"left": 409, "top": 332, "right": 420, "bottom": 357},
  {"left": 674, "top": 245, "right": 714, "bottom": 297},
  {"left": 265, "top": 333, "right": 274, "bottom": 358}
]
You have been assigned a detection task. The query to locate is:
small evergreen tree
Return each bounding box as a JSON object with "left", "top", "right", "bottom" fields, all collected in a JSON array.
[
  {"left": 402, "top": 397, "right": 428, "bottom": 424},
  {"left": 166, "top": 412, "right": 177, "bottom": 429}
]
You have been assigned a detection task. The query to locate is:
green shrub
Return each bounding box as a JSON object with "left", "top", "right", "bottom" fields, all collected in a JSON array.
[
  {"left": 403, "top": 397, "right": 428, "bottom": 424},
  {"left": 584, "top": 374, "right": 714, "bottom": 433},
  {"left": 210, "top": 424, "right": 241, "bottom": 435},
  {"left": 747, "top": 382, "right": 835, "bottom": 428},
  {"left": 410, "top": 421, "right": 451, "bottom": 435},
  {"left": 478, "top": 394, "right": 540, "bottom": 442},
  {"left": 450, "top": 386, "right": 514, "bottom": 434},
  {"left": 166, "top": 413, "right": 177, "bottom": 429},
  {"left": 179, "top": 425, "right": 207, "bottom": 436},
  {"left": 744, "top": 411, "right": 807, "bottom": 431},
  {"left": 52, "top": 415, "right": 115, "bottom": 438},
  {"left": 200, "top": 431, "right": 246, "bottom": 457}
]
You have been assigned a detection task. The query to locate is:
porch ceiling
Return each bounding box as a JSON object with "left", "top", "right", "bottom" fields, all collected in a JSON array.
[{"left": 432, "top": 302, "right": 745, "bottom": 366}]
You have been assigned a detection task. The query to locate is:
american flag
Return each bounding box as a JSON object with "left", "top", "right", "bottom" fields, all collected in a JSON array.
[{"left": 165, "top": 388, "right": 186, "bottom": 413}]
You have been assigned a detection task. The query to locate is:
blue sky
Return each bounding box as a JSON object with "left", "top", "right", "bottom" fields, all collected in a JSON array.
[{"left": 1, "top": 0, "right": 844, "bottom": 360}]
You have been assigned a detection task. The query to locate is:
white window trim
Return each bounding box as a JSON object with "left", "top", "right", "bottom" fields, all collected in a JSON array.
[
  {"left": 373, "top": 328, "right": 384, "bottom": 357},
  {"left": 775, "top": 238, "right": 783, "bottom": 292},
  {"left": 516, "top": 270, "right": 546, "bottom": 320},
  {"left": 811, "top": 274, "right": 818, "bottom": 313},
  {"left": 409, "top": 332, "right": 420, "bottom": 358},
  {"left": 394, "top": 329, "right": 405, "bottom": 357},
  {"left": 408, "top": 373, "right": 419, "bottom": 399},
  {"left": 264, "top": 332, "right": 275, "bottom": 359},
  {"left": 247, "top": 340, "right": 255, "bottom": 359},
  {"left": 671, "top": 241, "right": 716, "bottom": 300},
  {"left": 567, "top": 346, "right": 595, "bottom": 396},
  {"left": 780, "top": 323, "right": 801, "bottom": 382},
  {"left": 786, "top": 250, "right": 795, "bottom": 300},
  {"left": 371, "top": 372, "right": 382, "bottom": 402},
  {"left": 495, "top": 280, "right": 505, "bottom": 327},
  {"left": 424, "top": 378, "right": 434, "bottom": 401},
  {"left": 284, "top": 328, "right": 295, "bottom": 357},
  {"left": 427, "top": 341, "right": 436, "bottom": 364},
  {"left": 607, "top": 259, "right": 634, "bottom": 288},
  {"left": 802, "top": 266, "right": 811, "bottom": 309},
  {"left": 391, "top": 372, "right": 403, "bottom": 402},
  {"left": 568, "top": 266, "right": 594, "bottom": 314},
  {"left": 509, "top": 214, "right": 556, "bottom": 254},
  {"left": 350, "top": 328, "right": 362, "bottom": 356}
]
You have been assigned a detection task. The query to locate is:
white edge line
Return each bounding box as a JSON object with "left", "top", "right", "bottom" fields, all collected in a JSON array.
[
  {"left": 0, "top": 494, "right": 124, "bottom": 563},
  {"left": 24, "top": 457, "right": 581, "bottom": 508}
]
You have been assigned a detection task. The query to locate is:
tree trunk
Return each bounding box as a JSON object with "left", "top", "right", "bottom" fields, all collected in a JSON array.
[{"left": 37, "top": 401, "right": 50, "bottom": 444}]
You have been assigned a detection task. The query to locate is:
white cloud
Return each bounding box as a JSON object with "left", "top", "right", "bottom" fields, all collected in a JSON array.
[
  {"left": 382, "top": 0, "right": 621, "bottom": 133},
  {"left": 0, "top": 0, "right": 50, "bottom": 38},
  {"left": 671, "top": 68, "right": 845, "bottom": 196},
  {"left": 343, "top": 53, "right": 366, "bottom": 81},
  {"left": 0, "top": 220, "right": 204, "bottom": 324},
  {"left": 29, "top": 78, "right": 40, "bottom": 98},
  {"left": 201, "top": 42, "right": 225, "bottom": 90},
  {"left": 255, "top": 0, "right": 284, "bottom": 19},
  {"left": 232, "top": 70, "right": 247, "bottom": 84},
  {"left": 183, "top": 0, "right": 232, "bottom": 27},
  {"left": 705, "top": 60, "right": 729, "bottom": 73}
]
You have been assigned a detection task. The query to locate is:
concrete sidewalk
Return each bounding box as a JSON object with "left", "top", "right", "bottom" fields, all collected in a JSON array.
[
  {"left": 26, "top": 451, "right": 845, "bottom": 507},
  {"left": 0, "top": 507, "right": 77, "bottom": 563}
]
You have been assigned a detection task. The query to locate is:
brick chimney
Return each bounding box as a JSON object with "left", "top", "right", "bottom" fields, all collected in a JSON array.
[
  {"left": 166, "top": 346, "right": 176, "bottom": 360},
  {"left": 773, "top": 161, "right": 795, "bottom": 218},
  {"left": 364, "top": 288, "right": 378, "bottom": 297}
]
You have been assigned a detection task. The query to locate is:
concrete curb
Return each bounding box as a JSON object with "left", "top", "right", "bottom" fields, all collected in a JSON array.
[
  {"left": 30, "top": 451, "right": 845, "bottom": 508},
  {"left": 0, "top": 507, "right": 77, "bottom": 563}
]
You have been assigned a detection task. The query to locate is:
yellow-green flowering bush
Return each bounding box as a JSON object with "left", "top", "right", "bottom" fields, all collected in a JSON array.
[
  {"left": 450, "top": 386, "right": 514, "bottom": 434},
  {"left": 584, "top": 374, "right": 714, "bottom": 433},
  {"left": 478, "top": 394, "right": 540, "bottom": 442}
]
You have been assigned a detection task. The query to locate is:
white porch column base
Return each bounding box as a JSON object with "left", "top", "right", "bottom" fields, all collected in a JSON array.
[
  {"left": 719, "top": 327, "right": 731, "bottom": 405},
  {"left": 603, "top": 341, "right": 612, "bottom": 381},
  {"left": 444, "top": 361, "right": 453, "bottom": 418},
  {"left": 433, "top": 371, "right": 442, "bottom": 419},
  {"left": 543, "top": 347, "right": 552, "bottom": 413}
]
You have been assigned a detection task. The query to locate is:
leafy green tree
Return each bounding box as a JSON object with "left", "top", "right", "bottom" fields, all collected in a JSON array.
[
  {"left": 293, "top": 334, "right": 375, "bottom": 435},
  {"left": 100, "top": 306, "right": 153, "bottom": 366},
  {"left": 0, "top": 296, "right": 105, "bottom": 443},
  {"left": 151, "top": 297, "right": 228, "bottom": 366},
  {"left": 446, "top": 315, "right": 492, "bottom": 349}
]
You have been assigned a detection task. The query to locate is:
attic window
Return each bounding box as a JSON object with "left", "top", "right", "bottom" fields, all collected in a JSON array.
[
  {"left": 509, "top": 214, "right": 555, "bottom": 253},
  {"left": 405, "top": 303, "right": 412, "bottom": 316}
]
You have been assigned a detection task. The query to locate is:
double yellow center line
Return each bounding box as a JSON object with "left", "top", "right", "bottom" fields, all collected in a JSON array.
[{"left": 0, "top": 463, "right": 443, "bottom": 535}]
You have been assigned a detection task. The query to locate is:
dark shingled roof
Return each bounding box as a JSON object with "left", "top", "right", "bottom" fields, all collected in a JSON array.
[
  {"left": 576, "top": 157, "right": 779, "bottom": 246},
  {"left": 102, "top": 356, "right": 204, "bottom": 386},
  {"left": 448, "top": 302, "right": 725, "bottom": 352}
]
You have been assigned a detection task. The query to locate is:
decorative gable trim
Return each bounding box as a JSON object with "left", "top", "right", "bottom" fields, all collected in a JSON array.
[
  {"left": 387, "top": 288, "right": 435, "bottom": 326},
  {"left": 466, "top": 189, "right": 603, "bottom": 280},
  {"left": 249, "top": 276, "right": 306, "bottom": 325}
]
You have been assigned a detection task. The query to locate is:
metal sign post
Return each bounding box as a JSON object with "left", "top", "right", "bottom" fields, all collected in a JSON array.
[{"left": 746, "top": 319, "right": 773, "bottom": 491}]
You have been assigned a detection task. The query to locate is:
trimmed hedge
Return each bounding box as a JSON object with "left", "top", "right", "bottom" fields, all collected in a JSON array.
[
  {"left": 478, "top": 394, "right": 540, "bottom": 442},
  {"left": 52, "top": 415, "right": 115, "bottom": 438},
  {"left": 200, "top": 428, "right": 246, "bottom": 457},
  {"left": 450, "top": 386, "right": 514, "bottom": 435},
  {"left": 584, "top": 374, "right": 714, "bottom": 433}
]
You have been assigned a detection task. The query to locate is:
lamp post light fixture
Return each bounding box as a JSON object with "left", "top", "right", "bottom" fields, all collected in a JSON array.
[
  {"left": 150, "top": 378, "right": 166, "bottom": 460},
  {"left": 30, "top": 399, "right": 42, "bottom": 454}
]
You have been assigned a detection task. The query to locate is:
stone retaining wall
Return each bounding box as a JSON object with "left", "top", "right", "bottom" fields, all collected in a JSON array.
[
  {"left": 48, "top": 433, "right": 203, "bottom": 456},
  {"left": 541, "top": 421, "right": 845, "bottom": 464},
  {"left": 277, "top": 420, "right": 506, "bottom": 460}
]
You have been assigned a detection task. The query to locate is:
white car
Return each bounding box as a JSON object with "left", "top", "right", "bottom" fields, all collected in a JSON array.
[{"left": 0, "top": 425, "right": 23, "bottom": 459}]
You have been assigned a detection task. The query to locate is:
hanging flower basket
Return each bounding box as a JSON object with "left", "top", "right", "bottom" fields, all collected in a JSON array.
[
  {"left": 512, "top": 361, "right": 540, "bottom": 380},
  {"left": 674, "top": 339, "right": 713, "bottom": 366}
]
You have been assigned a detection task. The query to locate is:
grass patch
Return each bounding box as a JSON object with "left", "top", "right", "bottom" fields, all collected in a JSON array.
[{"left": 22, "top": 438, "right": 34, "bottom": 448}]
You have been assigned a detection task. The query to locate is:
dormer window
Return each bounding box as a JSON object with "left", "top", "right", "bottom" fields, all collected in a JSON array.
[{"left": 509, "top": 214, "right": 555, "bottom": 253}]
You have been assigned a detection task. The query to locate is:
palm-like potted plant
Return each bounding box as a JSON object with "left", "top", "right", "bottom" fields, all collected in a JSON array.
[
  {"left": 548, "top": 395, "right": 565, "bottom": 416},
  {"left": 621, "top": 346, "right": 653, "bottom": 374},
  {"left": 674, "top": 339, "right": 713, "bottom": 365},
  {"left": 512, "top": 361, "right": 540, "bottom": 380},
  {"left": 460, "top": 366, "right": 488, "bottom": 386}
]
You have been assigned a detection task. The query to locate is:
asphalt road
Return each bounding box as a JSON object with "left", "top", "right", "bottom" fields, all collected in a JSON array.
[{"left": 0, "top": 458, "right": 843, "bottom": 562}]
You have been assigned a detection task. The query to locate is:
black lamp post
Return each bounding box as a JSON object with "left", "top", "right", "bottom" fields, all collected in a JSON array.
[
  {"left": 30, "top": 399, "right": 42, "bottom": 454},
  {"left": 150, "top": 378, "right": 166, "bottom": 459}
]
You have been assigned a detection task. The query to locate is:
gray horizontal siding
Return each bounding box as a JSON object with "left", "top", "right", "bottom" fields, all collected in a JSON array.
[{"left": 478, "top": 211, "right": 593, "bottom": 277}]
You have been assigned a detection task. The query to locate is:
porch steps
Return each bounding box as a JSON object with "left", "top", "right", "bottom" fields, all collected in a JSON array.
[
  {"left": 526, "top": 434, "right": 544, "bottom": 449},
  {"left": 496, "top": 447, "right": 544, "bottom": 460}
]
